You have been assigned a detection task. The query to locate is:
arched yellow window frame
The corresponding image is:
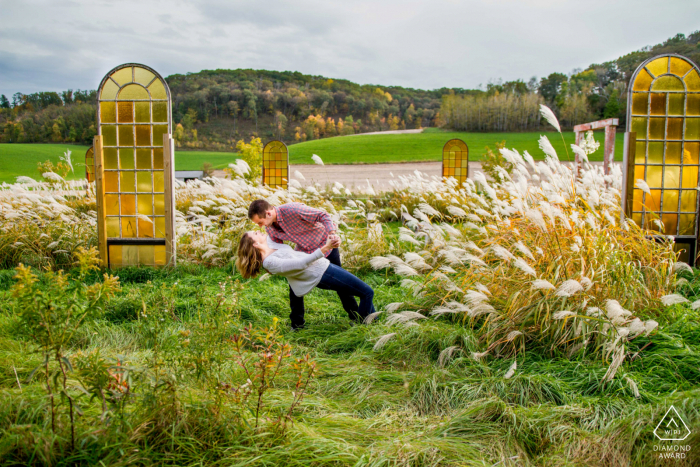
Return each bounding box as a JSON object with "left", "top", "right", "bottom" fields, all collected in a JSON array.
[
  {"left": 442, "top": 139, "right": 469, "bottom": 186},
  {"left": 624, "top": 54, "right": 700, "bottom": 263},
  {"left": 262, "top": 140, "right": 289, "bottom": 189},
  {"left": 94, "top": 63, "right": 175, "bottom": 268}
]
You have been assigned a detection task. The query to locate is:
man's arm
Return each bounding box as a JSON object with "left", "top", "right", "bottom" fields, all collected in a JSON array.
[{"left": 297, "top": 204, "right": 336, "bottom": 234}]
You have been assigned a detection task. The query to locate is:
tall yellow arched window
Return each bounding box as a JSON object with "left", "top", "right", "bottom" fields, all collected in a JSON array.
[
  {"left": 625, "top": 54, "right": 700, "bottom": 262},
  {"left": 262, "top": 140, "right": 289, "bottom": 189},
  {"left": 94, "top": 63, "right": 175, "bottom": 268},
  {"left": 442, "top": 139, "right": 469, "bottom": 186}
]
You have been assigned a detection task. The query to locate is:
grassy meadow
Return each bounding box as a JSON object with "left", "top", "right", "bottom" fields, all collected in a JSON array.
[
  {"left": 0, "top": 129, "right": 624, "bottom": 182},
  {"left": 1, "top": 262, "right": 698, "bottom": 465}
]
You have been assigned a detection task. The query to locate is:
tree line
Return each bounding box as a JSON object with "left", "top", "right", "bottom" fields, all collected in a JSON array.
[
  {"left": 442, "top": 31, "right": 699, "bottom": 132},
  {"left": 1, "top": 30, "right": 698, "bottom": 149}
]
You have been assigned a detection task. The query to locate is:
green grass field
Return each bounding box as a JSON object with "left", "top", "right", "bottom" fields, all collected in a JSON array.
[
  {"left": 287, "top": 128, "right": 624, "bottom": 165},
  {"left": 0, "top": 130, "right": 623, "bottom": 183}
]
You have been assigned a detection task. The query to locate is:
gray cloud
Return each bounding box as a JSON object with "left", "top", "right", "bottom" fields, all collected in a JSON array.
[{"left": 0, "top": 0, "right": 698, "bottom": 97}]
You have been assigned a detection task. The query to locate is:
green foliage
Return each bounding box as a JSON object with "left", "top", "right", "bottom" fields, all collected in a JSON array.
[
  {"left": 11, "top": 247, "right": 120, "bottom": 448},
  {"left": 480, "top": 140, "right": 512, "bottom": 182}
]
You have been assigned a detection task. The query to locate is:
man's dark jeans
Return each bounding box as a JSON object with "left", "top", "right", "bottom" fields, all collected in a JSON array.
[{"left": 289, "top": 248, "right": 370, "bottom": 329}]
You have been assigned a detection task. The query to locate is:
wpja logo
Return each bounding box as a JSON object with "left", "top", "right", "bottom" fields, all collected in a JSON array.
[{"left": 652, "top": 405, "right": 692, "bottom": 460}]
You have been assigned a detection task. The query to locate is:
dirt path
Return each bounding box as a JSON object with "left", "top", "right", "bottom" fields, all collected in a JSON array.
[{"left": 213, "top": 160, "right": 617, "bottom": 191}]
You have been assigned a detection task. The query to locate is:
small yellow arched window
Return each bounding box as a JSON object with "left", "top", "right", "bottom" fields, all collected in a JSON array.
[
  {"left": 625, "top": 54, "right": 700, "bottom": 262},
  {"left": 95, "top": 63, "right": 174, "bottom": 268},
  {"left": 85, "top": 146, "right": 94, "bottom": 183},
  {"left": 262, "top": 140, "right": 289, "bottom": 189},
  {"left": 442, "top": 139, "right": 469, "bottom": 186}
]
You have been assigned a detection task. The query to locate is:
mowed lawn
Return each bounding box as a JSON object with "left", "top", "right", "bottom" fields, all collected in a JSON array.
[
  {"left": 0, "top": 130, "right": 624, "bottom": 182},
  {"left": 288, "top": 128, "right": 625, "bottom": 165}
]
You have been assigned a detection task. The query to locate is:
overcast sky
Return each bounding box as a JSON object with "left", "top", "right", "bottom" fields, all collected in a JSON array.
[{"left": 1, "top": 0, "right": 698, "bottom": 98}]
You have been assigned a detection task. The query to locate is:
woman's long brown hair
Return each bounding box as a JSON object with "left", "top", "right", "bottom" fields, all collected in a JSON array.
[{"left": 236, "top": 233, "right": 263, "bottom": 279}]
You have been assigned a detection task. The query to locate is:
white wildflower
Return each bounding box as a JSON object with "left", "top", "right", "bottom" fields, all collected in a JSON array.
[
  {"left": 513, "top": 258, "right": 536, "bottom": 276},
  {"left": 555, "top": 280, "right": 583, "bottom": 297},
  {"left": 504, "top": 360, "right": 517, "bottom": 379},
  {"left": 373, "top": 333, "right": 396, "bottom": 351},
  {"left": 532, "top": 279, "right": 555, "bottom": 290},
  {"left": 311, "top": 154, "right": 324, "bottom": 166},
  {"left": 660, "top": 294, "right": 689, "bottom": 306},
  {"left": 539, "top": 105, "right": 561, "bottom": 132}
]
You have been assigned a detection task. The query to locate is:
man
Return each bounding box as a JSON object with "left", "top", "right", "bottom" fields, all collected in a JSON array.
[{"left": 247, "top": 199, "right": 361, "bottom": 329}]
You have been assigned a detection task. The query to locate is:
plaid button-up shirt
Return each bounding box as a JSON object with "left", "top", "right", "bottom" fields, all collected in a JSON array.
[{"left": 266, "top": 203, "right": 336, "bottom": 257}]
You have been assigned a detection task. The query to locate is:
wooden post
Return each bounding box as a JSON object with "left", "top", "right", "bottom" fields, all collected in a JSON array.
[
  {"left": 621, "top": 131, "right": 636, "bottom": 223},
  {"left": 93, "top": 135, "right": 108, "bottom": 267},
  {"left": 574, "top": 130, "right": 583, "bottom": 176},
  {"left": 604, "top": 124, "right": 617, "bottom": 175},
  {"left": 163, "top": 133, "right": 177, "bottom": 266}
]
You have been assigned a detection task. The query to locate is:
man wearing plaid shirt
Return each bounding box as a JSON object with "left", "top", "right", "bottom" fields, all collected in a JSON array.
[{"left": 248, "top": 199, "right": 360, "bottom": 329}]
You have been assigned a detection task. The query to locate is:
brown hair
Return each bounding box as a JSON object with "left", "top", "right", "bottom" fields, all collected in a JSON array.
[
  {"left": 248, "top": 199, "right": 271, "bottom": 219},
  {"left": 235, "top": 233, "right": 263, "bottom": 279}
]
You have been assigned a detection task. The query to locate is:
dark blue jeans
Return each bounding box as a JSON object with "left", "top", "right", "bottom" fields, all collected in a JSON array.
[{"left": 289, "top": 249, "right": 374, "bottom": 328}]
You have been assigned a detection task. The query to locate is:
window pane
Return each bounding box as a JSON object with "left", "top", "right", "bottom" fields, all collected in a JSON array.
[
  {"left": 104, "top": 148, "right": 118, "bottom": 169},
  {"left": 650, "top": 93, "right": 666, "bottom": 116},
  {"left": 102, "top": 125, "right": 117, "bottom": 146},
  {"left": 104, "top": 171, "right": 118, "bottom": 192},
  {"left": 684, "top": 70, "right": 700, "bottom": 91},
  {"left": 135, "top": 102, "right": 150, "bottom": 123},
  {"left": 685, "top": 142, "right": 700, "bottom": 164},
  {"left": 153, "top": 148, "right": 164, "bottom": 169},
  {"left": 679, "top": 215, "right": 696, "bottom": 235},
  {"left": 633, "top": 69, "right": 653, "bottom": 91},
  {"left": 681, "top": 190, "right": 697, "bottom": 212},
  {"left": 632, "top": 117, "right": 647, "bottom": 138},
  {"left": 117, "top": 101, "right": 133, "bottom": 123},
  {"left": 118, "top": 148, "right": 134, "bottom": 169},
  {"left": 153, "top": 102, "right": 168, "bottom": 122},
  {"left": 136, "top": 149, "right": 151, "bottom": 169},
  {"left": 682, "top": 166, "right": 698, "bottom": 188},
  {"left": 118, "top": 126, "right": 134, "bottom": 146},
  {"left": 148, "top": 80, "right": 167, "bottom": 99},
  {"left": 686, "top": 118, "right": 700, "bottom": 139},
  {"left": 667, "top": 142, "right": 682, "bottom": 163},
  {"left": 646, "top": 57, "right": 669, "bottom": 77},
  {"left": 105, "top": 194, "right": 119, "bottom": 216},
  {"left": 121, "top": 218, "right": 137, "bottom": 238},
  {"left": 137, "top": 194, "right": 153, "bottom": 215},
  {"left": 670, "top": 57, "right": 693, "bottom": 76},
  {"left": 119, "top": 84, "right": 149, "bottom": 100},
  {"left": 667, "top": 118, "right": 683, "bottom": 140},
  {"left": 135, "top": 125, "right": 151, "bottom": 146},
  {"left": 647, "top": 165, "right": 662, "bottom": 187},
  {"left": 154, "top": 194, "right": 164, "bottom": 215},
  {"left": 663, "top": 166, "right": 680, "bottom": 188},
  {"left": 121, "top": 194, "right": 136, "bottom": 215},
  {"left": 134, "top": 67, "right": 155, "bottom": 86},
  {"left": 138, "top": 218, "right": 154, "bottom": 238},
  {"left": 668, "top": 94, "right": 685, "bottom": 116},
  {"left": 648, "top": 142, "right": 663, "bottom": 164},
  {"left": 137, "top": 172, "right": 152, "bottom": 192},
  {"left": 688, "top": 95, "right": 700, "bottom": 116},
  {"left": 106, "top": 217, "right": 120, "bottom": 237},
  {"left": 153, "top": 125, "right": 168, "bottom": 147},
  {"left": 649, "top": 118, "right": 665, "bottom": 139},
  {"left": 100, "top": 102, "right": 116, "bottom": 123},
  {"left": 111, "top": 67, "right": 133, "bottom": 86},
  {"left": 651, "top": 75, "right": 684, "bottom": 91},
  {"left": 155, "top": 217, "right": 166, "bottom": 238},
  {"left": 153, "top": 171, "right": 164, "bottom": 192},
  {"left": 662, "top": 213, "right": 678, "bottom": 234},
  {"left": 100, "top": 79, "right": 119, "bottom": 100},
  {"left": 120, "top": 171, "right": 135, "bottom": 192}
]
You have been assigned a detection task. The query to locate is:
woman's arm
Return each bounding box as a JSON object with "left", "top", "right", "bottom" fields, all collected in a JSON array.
[
  {"left": 264, "top": 237, "right": 338, "bottom": 275},
  {"left": 264, "top": 248, "right": 324, "bottom": 274}
]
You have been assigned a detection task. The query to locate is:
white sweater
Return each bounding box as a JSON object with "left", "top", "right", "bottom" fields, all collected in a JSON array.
[{"left": 262, "top": 239, "right": 330, "bottom": 296}]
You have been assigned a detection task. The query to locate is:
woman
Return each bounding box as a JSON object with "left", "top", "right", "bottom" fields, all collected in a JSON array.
[{"left": 236, "top": 231, "right": 375, "bottom": 328}]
